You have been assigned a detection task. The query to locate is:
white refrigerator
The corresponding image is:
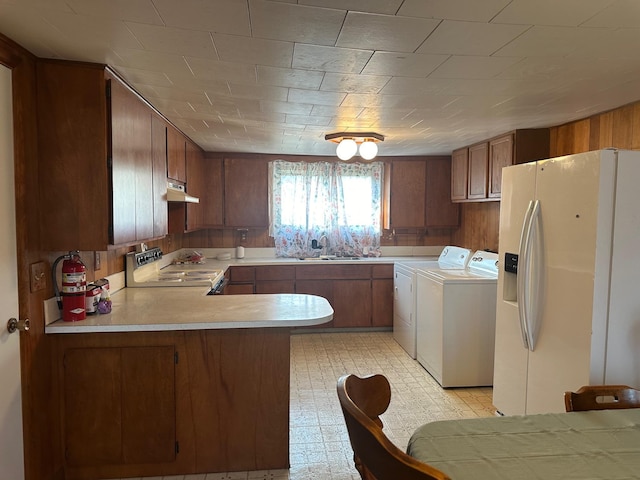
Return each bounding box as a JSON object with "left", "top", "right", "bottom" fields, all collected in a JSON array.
[{"left": 493, "top": 149, "right": 640, "bottom": 416}]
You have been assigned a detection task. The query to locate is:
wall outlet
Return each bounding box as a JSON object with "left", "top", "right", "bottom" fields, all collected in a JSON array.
[
  {"left": 94, "top": 251, "right": 101, "bottom": 270},
  {"left": 30, "top": 261, "right": 47, "bottom": 292}
]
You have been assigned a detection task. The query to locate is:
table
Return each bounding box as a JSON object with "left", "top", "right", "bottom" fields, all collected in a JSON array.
[{"left": 407, "top": 409, "right": 640, "bottom": 479}]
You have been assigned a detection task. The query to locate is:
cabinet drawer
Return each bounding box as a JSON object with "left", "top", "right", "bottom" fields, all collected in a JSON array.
[
  {"left": 371, "top": 264, "right": 393, "bottom": 279},
  {"left": 229, "top": 266, "right": 255, "bottom": 282},
  {"left": 255, "top": 266, "right": 295, "bottom": 281},
  {"left": 296, "top": 264, "right": 371, "bottom": 280}
]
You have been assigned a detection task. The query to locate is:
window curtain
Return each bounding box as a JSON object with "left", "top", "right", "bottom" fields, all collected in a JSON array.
[{"left": 269, "top": 160, "right": 383, "bottom": 258}]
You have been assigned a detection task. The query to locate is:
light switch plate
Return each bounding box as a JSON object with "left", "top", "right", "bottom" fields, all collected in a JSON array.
[{"left": 30, "top": 261, "right": 47, "bottom": 292}]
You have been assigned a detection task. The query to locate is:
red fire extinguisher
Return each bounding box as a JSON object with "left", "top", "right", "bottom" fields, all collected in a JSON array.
[{"left": 52, "top": 251, "right": 87, "bottom": 322}]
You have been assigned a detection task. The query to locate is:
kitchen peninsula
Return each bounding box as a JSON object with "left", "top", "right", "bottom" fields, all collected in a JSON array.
[{"left": 47, "top": 290, "right": 332, "bottom": 479}]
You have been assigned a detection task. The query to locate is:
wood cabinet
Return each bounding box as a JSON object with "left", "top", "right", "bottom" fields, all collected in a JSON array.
[
  {"left": 62, "top": 345, "right": 176, "bottom": 468},
  {"left": 224, "top": 157, "right": 269, "bottom": 227},
  {"left": 54, "top": 328, "right": 291, "bottom": 479},
  {"left": 467, "top": 142, "right": 489, "bottom": 200},
  {"left": 452, "top": 129, "right": 550, "bottom": 202},
  {"left": 185, "top": 141, "right": 205, "bottom": 231},
  {"left": 36, "top": 61, "right": 167, "bottom": 250},
  {"left": 151, "top": 115, "right": 169, "bottom": 238},
  {"left": 202, "top": 155, "right": 224, "bottom": 227},
  {"left": 167, "top": 125, "right": 186, "bottom": 182},
  {"left": 225, "top": 263, "right": 393, "bottom": 329},
  {"left": 371, "top": 264, "right": 394, "bottom": 328},
  {"left": 387, "top": 157, "right": 459, "bottom": 229},
  {"left": 451, "top": 148, "right": 468, "bottom": 201}
]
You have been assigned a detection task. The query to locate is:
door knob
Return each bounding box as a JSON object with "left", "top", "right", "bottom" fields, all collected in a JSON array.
[{"left": 6, "top": 317, "right": 30, "bottom": 334}]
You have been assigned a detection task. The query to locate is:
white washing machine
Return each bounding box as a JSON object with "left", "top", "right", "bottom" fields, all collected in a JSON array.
[
  {"left": 393, "top": 246, "right": 471, "bottom": 359},
  {"left": 415, "top": 250, "right": 499, "bottom": 388}
]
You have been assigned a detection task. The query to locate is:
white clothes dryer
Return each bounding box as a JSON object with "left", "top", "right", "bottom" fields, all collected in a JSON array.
[
  {"left": 415, "top": 250, "right": 499, "bottom": 387},
  {"left": 393, "top": 246, "right": 471, "bottom": 358}
]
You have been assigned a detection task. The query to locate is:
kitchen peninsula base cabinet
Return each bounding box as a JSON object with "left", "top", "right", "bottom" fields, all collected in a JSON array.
[{"left": 54, "top": 329, "right": 290, "bottom": 479}]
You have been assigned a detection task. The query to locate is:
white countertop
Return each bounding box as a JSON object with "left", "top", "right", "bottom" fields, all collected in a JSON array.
[{"left": 46, "top": 289, "right": 334, "bottom": 334}]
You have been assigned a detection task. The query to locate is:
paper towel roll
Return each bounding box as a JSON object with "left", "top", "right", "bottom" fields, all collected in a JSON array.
[{"left": 236, "top": 246, "right": 245, "bottom": 259}]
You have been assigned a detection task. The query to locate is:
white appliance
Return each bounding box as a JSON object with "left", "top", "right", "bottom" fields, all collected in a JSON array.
[
  {"left": 415, "top": 250, "right": 499, "bottom": 388},
  {"left": 393, "top": 246, "right": 471, "bottom": 358},
  {"left": 126, "top": 248, "right": 225, "bottom": 292},
  {"left": 494, "top": 149, "right": 640, "bottom": 416}
]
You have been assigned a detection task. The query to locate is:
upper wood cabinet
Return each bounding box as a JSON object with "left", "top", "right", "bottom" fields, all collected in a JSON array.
[
  {"left": 451, "top": 148, "right": 468, "bottom": 201},
  {"left": 467, "top": 142, "right": 489, "bottom": 200},
  {"left": 224, "top": 157, "right": 269, "bottom": 227},
  {"left": 387, "top": 157, "right": 459, "bottom": 229},
  {"left": 452, "top": 129, "right": 550, "bottom": 203},
  {"left": 202, "top": 155, "right": 224, "bottom": 227},
  {"left": 151, "top": 115, "right": 168, "bottom": 238},
  {"left": 185, "top": 141, "right": 205, "bottom": 232},
  {"left": 166, "top": 125, "right": 186, "bottom": 182},
  {"left": 36, "top": 61, "right": 167, "bottom": 250}
]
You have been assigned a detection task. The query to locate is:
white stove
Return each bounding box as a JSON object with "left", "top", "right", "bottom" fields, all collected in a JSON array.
[{"left": 126, "top": 248, "right": 225, "bottom": 292}]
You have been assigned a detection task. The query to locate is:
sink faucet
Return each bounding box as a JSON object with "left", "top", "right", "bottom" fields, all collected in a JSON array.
[{"left": 318, "top": 234, "right": 329, "bottom": 255}]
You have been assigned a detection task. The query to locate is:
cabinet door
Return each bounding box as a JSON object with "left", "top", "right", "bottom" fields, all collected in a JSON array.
[
  {"left": 467, "top": 143, "right": 489, "bottom": 200},
  {"left": 426, "top": 156, "right": 459, "bottom": 227},
  {"left": 333, "top": 279, "right": 372, "bottom": 328},
  {"left": 167, "top": 125, "right": 186, "bottom": 182},
  {"left": 372, "top": 278, "right": 393, "bottom": 327},
  {"left": 151, "top": 115, "right": 168, "bottom": 238},
  {"left": 489, "top": 134, "right": 513, "bottom": 199},
  {"left": 389, "top": 159, "right": 427, "bottom": 228},
  {"left": 296, "top": 280, "right": 334, "bottom": 328},
  {"left": 185, "top": 141, "right": 205, "bottom": 231},
  {"left": 63, "top": 346, "right": 176, "bottom": 467},
  {"left": 224, "top": 158, "right": 269, "bottom": 227},
  {"left": 451, "top": 148, "right": 468, "bottom": 202},
  {"left": 109, "top": 76, "right": 153, "bottom": 244},
  {"left": 203, "top": 155, "right": 224, "bottom": 226}
]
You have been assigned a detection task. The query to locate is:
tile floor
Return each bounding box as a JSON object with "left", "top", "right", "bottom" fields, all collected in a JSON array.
[{"left": 114, "top": 331, "right": 495, "bottom": 480}]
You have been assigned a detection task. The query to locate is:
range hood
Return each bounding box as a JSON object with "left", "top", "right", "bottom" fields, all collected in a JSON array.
[{"left": 167, "top": 182, "right": 199, "bottom": 203}]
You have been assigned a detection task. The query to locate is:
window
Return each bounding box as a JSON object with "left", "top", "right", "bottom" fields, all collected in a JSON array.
[{"left": 269, "top": 160, "right": 383, "bottom": 258}]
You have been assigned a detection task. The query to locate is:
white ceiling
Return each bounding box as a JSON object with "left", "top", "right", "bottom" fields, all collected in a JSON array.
[{"left": 2, "top": 0, "right": 640, "bottom": 156}]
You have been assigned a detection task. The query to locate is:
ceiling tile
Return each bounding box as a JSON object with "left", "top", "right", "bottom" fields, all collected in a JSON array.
[
  {"left": 125, "top": 23, "right": 216, "bottom": 58},
  {"left": 581, "top": 0, "right": 640, "bottom": 27},
  {"left": 492, "top": 0, "right": 615, "bottom": 26},
  {"left": 64, "top": 0, "right": 164, "bottom": 24},
  {"left": 429, "top": 55, "right": 523, "bottom": 79},
  {"left": 288, "top": 88, "right": 347, "bottom": 106},
  {"left": 416, "top": 21, "right": 529, "bottom": 56},
  {"left": 493, "top": 25, "right": 600, "bottom": 57},
  {"left": 152, "top": 0, "right": 250, "bottom": 35},
  {"left": 361, "top": 51, "right": 449, "bottom": 77},
  {"left": 228, "top": 83, "right": 289, "bottom": 102},
  {"left": 261, "top": 100, "right": 314, "bottom": 115},
  {"left": 293, "top": 44, "right": 373, "bottom": 74},
  {"left": 257, "top": 65, "right": 324, "bottom": 89},
  {"left": 319, "top": 73, "right": 391, "bottom": 94},
  {"left": 212, "top": 33, "right": 294, "bottom": 67},
  {"left": 397, "top": 0, "right": 512, "bottom": 22},
  {"left": 108, "top": 47, "right": 193, "bottom": 75},
  {"left": 249, "top": 0, "right": 345, "bottom": 45},
  {"left": 299, "top": 0, "right": 403, "bottom": 15},
  {"left": 184, "top": 57, "right": 257, "bottom": 83},
  {"left": 336, "top": 12, "right": 440, "bottom": 52}
]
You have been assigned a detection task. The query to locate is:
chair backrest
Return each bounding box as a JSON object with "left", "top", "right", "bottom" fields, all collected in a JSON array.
[
  {"left": 337, "top": 374, "right": 450, "bottom": 480},
  {"left": 564, "top": 385, "right": 640, "bottom": 412}
]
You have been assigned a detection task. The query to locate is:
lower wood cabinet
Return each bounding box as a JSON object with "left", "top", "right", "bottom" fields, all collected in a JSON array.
[
  {"left": 55, "top": 329, "right": 291, "bottom": 479},
  {"left": 61, "top": 344, "right": 177, "bottom": 472},
  {"left": 226, "top": 264, "right": 394, "bottom": 329}
]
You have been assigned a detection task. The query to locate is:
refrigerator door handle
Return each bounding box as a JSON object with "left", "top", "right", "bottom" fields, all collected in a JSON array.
[
  {"left": 517, "top": 200, "right": 535, "bottom": 349},
  {"left": 524, "top": 200, "right": 541, "bottom": 351}
]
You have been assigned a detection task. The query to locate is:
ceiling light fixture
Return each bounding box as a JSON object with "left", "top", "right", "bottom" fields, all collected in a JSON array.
[{"left": 325, "top": 132, "right": 385, "bottom": 161}]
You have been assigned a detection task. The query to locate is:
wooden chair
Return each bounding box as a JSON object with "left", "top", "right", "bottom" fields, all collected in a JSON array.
[
  {"left": 564, "top": 385, "right": 640, "bottom": 412},
  {"left": 337, "top": 374, "right": 450, "bottom": 480}
]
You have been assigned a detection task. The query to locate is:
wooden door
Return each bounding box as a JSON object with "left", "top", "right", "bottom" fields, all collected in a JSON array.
[
  {"left": 425, "top": 156, "right": 459, "bottom": 227},
  {"left": 185, "top": 141, "right": 204, "bottom": 231},
  {"left": 167, "top": 125, "right": 186, "bottom": 182},
  {"left": 63, "top": 346, "right": 176, "bottom": 467},
  {"left": 332, "top": 279, "right": 372, "bottom": 328},
  {"left": 451, "top": 148, "right": 468, "bottom": 201},
  {"left": 389, "top": 159, "right": 426, "bottom": 227},
  {"left": 203, "top": 155, "right": 224, "bottom": 227},
  {"left": 467, "top": 143, "right": 489, "bottom": 200},
  {"left": 151, "top": 115, "right": 168, "bottom": 238},
  {"left": 224, "top": 157, "right": 269, "bottom": 227},
  {"left": 488, "top": 134, "right": 513, "bottom": 199},
  {"left": 109, "top": 75, "right": 153, "bottom": 243}
]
